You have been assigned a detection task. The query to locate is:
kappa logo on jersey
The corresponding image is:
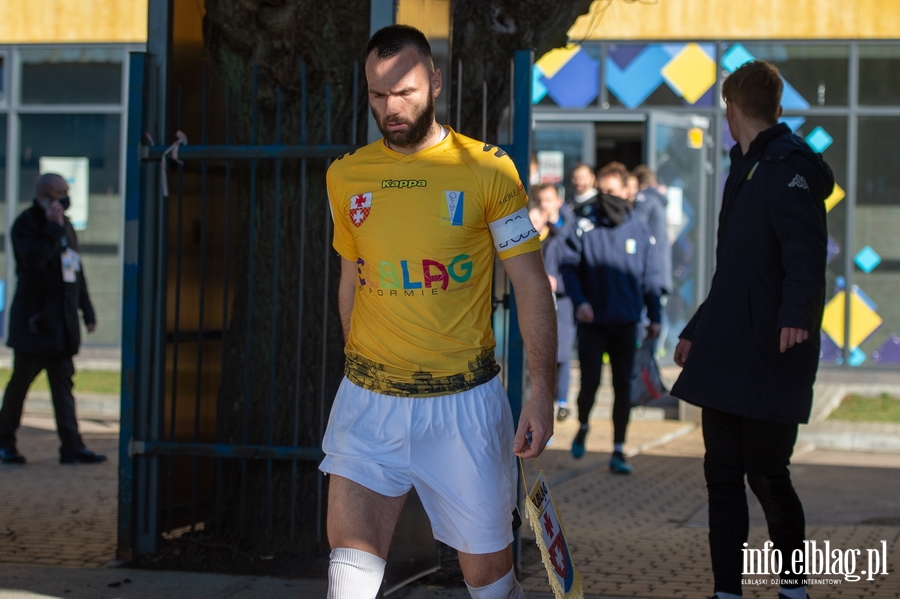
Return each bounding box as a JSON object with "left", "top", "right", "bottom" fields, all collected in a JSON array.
[
  {"left": 383, "top": 179, "right": 427, "bottom": 188},
  {"left": 349, "top": 192, "right": 373, "bottom": 227},
  {"left": 788, "top": 174, "right": 809, "bottom": 190},
  {"left": 443, "top": 191, "right": 465, "bottom": 226}
]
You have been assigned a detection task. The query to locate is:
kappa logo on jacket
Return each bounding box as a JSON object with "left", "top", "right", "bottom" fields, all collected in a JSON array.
[{"left": 788, "top": 174, "right": 809, "bottom": 190}]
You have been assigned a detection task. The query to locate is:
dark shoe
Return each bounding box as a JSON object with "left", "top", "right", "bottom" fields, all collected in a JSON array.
[
  {"left": 60, "top": 448, "right": 107, "bottom": 464},
  {"left": 571, "top": 427, "right": 588, "bottom": 459},
  {"left": 0, "top": 447, "right": 26, "bottom": 464},
  {"left": 609, "top": 451, "right": 633, "bottom": 474}
]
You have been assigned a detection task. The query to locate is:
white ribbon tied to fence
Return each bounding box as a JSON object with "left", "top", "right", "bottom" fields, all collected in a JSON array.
[{"left": 160, "top": 130, "right": 189, "bottom": 197}]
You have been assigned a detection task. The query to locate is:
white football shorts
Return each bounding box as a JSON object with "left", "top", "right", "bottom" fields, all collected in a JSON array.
[{"left": 319, "top": 375, "right": 517, "bottom": 555}]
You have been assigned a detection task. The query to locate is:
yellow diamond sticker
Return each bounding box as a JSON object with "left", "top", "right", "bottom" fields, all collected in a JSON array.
[
  {"left": 825, "top": 183, "right": 845, "bottom": 213},
  {"left": 661, "top": 43, "right": 716, "bottom": 104},
  {"left": 535, "top": 44, "right": 581, "bottom": 79},
  {"left": 821, "top": 289, "right": 883, "bottom": 349}
]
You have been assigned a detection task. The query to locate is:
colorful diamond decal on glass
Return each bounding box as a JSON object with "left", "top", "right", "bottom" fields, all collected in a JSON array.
[
  {"left": 820, "top": 332, "right": 843, "bottom": 363},
  {"left": 661, "top": 43, "right": 717, "bottom": 104},
  {"left": 780, "top": 117, "right": 806, "bottom": 132},
  {"left": 805, "top": 126, "right": 833, "bottom": 153},
  {"left": 608, "top": 44, "right": 647, "bottom": 69},
  {"left": 532, "top": 66, "right": 548, "bottom": 103},
  {"left": 541, "top": 48, "right": 599, "bottom": 108},
  {"left": 827, "top": 236, "right": 840, "bottom": 264},
  {"left": 781, "top": 79, "right": 810, "bottom": 110},
  {"left": 854, "top": 246, "right": 882, "bottom": 273},
  {"left": 872, "top": 334, "right": 900, "bottom": 364},
  {"left": 536, "top": 45, "right": 581, "bottom": 79},
  {"left": 848, "top": 347, "right": 867, "bottom": 367},
  {"left": 605, "top": 45, "right": 670, "bottom": 109},
  {"left": 722, "top": 44, "right": 755, "bottom": 73},
  {"left": 825, "top": 183, "right": 845, "bottom": 213},
  {"left": 821, "top": 288, "right": 883, "bottom": 350},
  {"left": 853, "top": 284, "right": 877, "bottom": 310}
]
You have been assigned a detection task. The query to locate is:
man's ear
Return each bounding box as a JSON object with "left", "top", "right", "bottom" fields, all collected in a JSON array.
[
  {"left": 431, "top": 68, "right": 442, "bottom": 98},
  {"left": 776, "top": 104, "right": 783, "bottom": 119}
]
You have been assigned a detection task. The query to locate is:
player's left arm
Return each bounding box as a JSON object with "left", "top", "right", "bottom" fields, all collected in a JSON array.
[{"left": 502, "top": 250, "right": 557, "bottom": 459}]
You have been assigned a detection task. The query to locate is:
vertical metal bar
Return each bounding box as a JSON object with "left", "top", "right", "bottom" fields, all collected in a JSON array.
[
  {"left": 508, "top": 49, "right": 534, "bottom": 570},
  {"left": 215, "top": 86, "right": 234, "bottom": 535},
  {"left": 240, "top": 65, "right": 261, "bottom": 535},
  {"left": 266, "top": 85, "right": 284, "bottom": 537},
  {"left": 482, "top": 81, "right": 488, "bottom": 142},
  {"left": 166, "top": 85, "right": 186, "bottom": 535},
  {"left": 317, "top": 86, "right": 334, "bottom": 543},
  {"left": 456, "top": 59, "right": 462, "bottom": 131},
  {"left": 844, "top": 42, "right": 859, "bottom": 367},
  {"left": 118, "top": 51, "right": 146, "bottom": 562},
  {"left": 291, "top": 61, "right": 309, "bottom": 541},
  {"left": 190, "top": 65, "right": 211, "bottom": 533},
  {"left": 352, "top": 61, "right": 359, "bottom": 146}
]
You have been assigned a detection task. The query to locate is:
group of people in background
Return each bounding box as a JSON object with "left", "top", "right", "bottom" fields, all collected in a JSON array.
[{"left": 528, "top": 160, "right": 669, "bottom": 474}]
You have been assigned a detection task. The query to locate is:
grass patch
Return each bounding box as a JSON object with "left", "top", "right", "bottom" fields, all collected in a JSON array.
[
  {"left": 828, "top": 392, "right": 900, "bottom": 423},
  {"left": 0, "top": 368, "right": 120, "bottom": 395}
]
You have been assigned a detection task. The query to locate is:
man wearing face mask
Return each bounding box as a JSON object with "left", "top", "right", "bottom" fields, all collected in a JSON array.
[
  {"left": 0, "top": 173, "right": 104, "bottom": 465},
  {"left": 560, "top": 161, "right": 661, "bottom": 474}
]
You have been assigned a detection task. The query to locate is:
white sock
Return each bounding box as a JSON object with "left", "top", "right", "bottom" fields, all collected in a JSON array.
[
  {"left": 327, "top": 547, "right": 386, "bottom": 599},
  {"left": 466, "top": 567, "right": 525, "bottom": 599},
  {"left": 779, "top": 586, "right": 807, "bottom": 599},
  {"left": 613, "top": 443, "right": 624, "bottom": 453},
  {"left": 714, "top": 592, "right": 741, "bottom": 599}
]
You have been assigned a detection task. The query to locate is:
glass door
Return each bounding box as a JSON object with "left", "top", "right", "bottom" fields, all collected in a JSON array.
[{"left": 645, "top": 111, "right": 712, "bottom": 361}]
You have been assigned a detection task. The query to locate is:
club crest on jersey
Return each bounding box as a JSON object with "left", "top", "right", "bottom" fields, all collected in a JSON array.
[
  {"left": 443, "top": 191, "right": 464, "bottom": 226},
  {"left": 349, "top": 192, "right": 373, "bottom": 227}
]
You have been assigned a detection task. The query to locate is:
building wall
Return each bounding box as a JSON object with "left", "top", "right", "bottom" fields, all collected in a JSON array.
[
  {"left": 0, "top": 0, "right": 148, "bottom": 44},
  {"left": 569, "top": 0, "right": 900, "bottom": 40}
]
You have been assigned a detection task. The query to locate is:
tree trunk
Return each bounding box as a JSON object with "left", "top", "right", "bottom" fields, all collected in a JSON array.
[{"left": 202, "top": 0, "right": 369, "bottom": 554}]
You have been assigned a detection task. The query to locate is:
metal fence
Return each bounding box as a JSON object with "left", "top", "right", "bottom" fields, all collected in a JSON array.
[{"left": 118, "top": 49, "right": 534, "bottom": 585}]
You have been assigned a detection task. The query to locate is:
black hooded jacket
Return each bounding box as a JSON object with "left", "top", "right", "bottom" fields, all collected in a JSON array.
[
  {"left": 671, "top": 123, "right": 833, "bottom": 424},
  {"left": 6, "top": 202, "right": 95, "bottom": 356}
]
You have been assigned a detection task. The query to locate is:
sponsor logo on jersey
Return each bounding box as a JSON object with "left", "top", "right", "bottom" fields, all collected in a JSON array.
[
  {"left": 349, "top": 192, "right": 372, "bottom": 227},
  {"left": 356, "top": 254, "right": 474, "bottom": 296},
  {"left": 443, "top": 191, "right": 465, "bottom": 226},
  {"left": 382, "top": 179, "right": 427, "bottom": 188}
]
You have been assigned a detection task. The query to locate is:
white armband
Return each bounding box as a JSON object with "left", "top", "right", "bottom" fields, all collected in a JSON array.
[{"left": 488, "top": 207, "right": 538, "bottom": 253}]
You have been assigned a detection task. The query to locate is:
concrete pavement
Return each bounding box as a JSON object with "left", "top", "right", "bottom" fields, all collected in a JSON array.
[{"left": 1, "top": 370, "right": 899, "bottom": 598}]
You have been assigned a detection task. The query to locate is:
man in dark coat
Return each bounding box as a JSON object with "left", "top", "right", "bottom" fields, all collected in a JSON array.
[
  {"left": 0, "top": 173, "right": 106, "bottom": 465},
  {"left": 560, "top": 162, "right": 661, "bottom": 474},
  {"left": 671, "top": 61, "right": 832, "bottom": 599}
]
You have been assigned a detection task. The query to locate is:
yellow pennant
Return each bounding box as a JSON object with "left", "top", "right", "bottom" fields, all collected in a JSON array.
[{"left": 523, "top": 464, "right": 584, "bottom": 599}]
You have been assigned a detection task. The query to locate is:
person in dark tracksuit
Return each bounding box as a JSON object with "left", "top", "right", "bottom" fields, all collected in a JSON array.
[
  {"left": 560, "top": 162, "right": 661, "bottom": 474},
  {"left": 671, "top": 61, "right": 832, "bottom": 599},
  {"left": 0, "top": 173, "right": 105, "bottom": 465}
]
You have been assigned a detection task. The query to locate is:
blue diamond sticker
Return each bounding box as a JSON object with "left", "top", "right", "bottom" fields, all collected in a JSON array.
[
  {"left": 532, "top": 66, "right": 548, "bottom": 104},
  {"left": 854, "top": 246, "right": 882, "bottom": 273},
  {"left": 722, "top": 44, "right": 754, "bottom": 73},
  {"left": 848, "top": 347, "right": 867, "bottom": 367},
  {"left": 805, "top": 126, "right": 833, "bottom": 153},
  {"left": 779, "top": 117, "right": 806, "bottom": 132}
]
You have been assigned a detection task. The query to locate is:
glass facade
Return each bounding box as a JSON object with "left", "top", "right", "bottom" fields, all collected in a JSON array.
[
  {"left": 0, "top": 44, "right": 135, "bottom": 348},
  {"left": 534, "top": 40, "right": 900, "bottom": 369}
]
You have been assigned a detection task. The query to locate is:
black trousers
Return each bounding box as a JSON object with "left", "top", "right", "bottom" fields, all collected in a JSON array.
[
  {"left": 0, "top": 351, "right": 85, "bottom": 457},
  {"left": 575, "top": 322, "right": 637, "bottom": 444},
  {"left": 702, "top": 407, "right": 806, "bottom": 595}
]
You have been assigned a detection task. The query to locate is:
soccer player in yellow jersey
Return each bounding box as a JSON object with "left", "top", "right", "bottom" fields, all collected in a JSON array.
[{"left": 320, "top": 25, "right": 557, "bottom": 599}]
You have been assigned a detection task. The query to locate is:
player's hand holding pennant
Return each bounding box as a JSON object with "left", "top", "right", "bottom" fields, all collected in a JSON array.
[{"left": 525, "top": 468, "right": 584, "bottom": 599}]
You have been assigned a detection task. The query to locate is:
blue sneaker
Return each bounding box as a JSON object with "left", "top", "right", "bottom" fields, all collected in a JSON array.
[
  {"left": 609, "top": 452, "right": 632, "bottom": 474},
  {"left": 571, "top": 427, "right": 588, "bottom": 459}
]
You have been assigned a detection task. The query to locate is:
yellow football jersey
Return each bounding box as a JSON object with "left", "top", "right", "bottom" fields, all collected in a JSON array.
[{"left": 327, "top": 127, "right": 539, "bottom": 396}]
